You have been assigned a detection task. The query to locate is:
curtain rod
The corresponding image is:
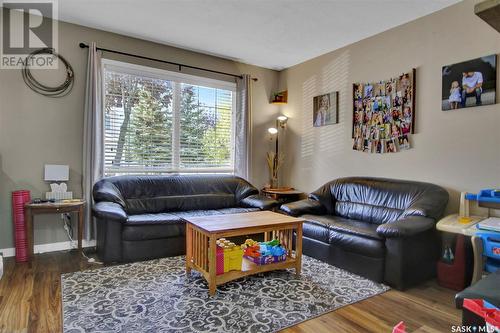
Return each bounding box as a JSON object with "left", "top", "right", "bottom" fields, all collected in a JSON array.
[{"left": 79, "top": 42, "right": 257, "bottom": 81}]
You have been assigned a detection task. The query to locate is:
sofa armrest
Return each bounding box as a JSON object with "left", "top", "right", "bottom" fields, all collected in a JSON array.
[
  {"left": 280, "top": 199, "right": 326, "bottom": 217},
  {"left": 93, "top": 202, "right": 128, "bottom": 221},
  {"left": 376, "top": 216, "right": 436, "bottom": 238},
  {"left": 240, "top": 194, "right": 279, "bottom": 210},
  {"left": 93, "top": 180, "right": 126, "bottom": 207}
]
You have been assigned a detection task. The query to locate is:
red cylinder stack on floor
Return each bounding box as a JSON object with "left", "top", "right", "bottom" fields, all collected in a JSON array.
[{"left": 12, "top": 190, "right": 31, "bottom": 263}]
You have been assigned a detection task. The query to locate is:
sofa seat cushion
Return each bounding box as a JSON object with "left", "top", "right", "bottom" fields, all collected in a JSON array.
[
  {"left": 123, "top": 208, "right": 260, "bottom": 241},
  {"left": 126, "top": 213, "right": 182, "bottom": 226},
  {"left": 216, "top": 207, "right": 260, "bottom": 214},
  {"left": 169, "top": 207, "right": 259, "bottom": 218},
  {"left": 301, "top": 214, "right": 385, "bottom": 258},
  {"left": 302, "top": 214, "right": 382, "bottom": 241}
]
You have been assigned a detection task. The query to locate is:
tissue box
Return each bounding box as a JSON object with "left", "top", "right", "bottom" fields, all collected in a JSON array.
[{"left": 46, "top": 191, "right": 73, "bottom": 200}]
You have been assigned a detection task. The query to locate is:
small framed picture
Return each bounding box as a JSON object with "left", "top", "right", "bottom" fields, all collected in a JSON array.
[{"left": 313, "top": 92, "right": 339, "bottom": 127}]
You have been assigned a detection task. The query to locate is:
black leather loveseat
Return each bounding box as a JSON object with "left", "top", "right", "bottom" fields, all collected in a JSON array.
[
  {"left": 92, "top": 175, "right": 277, "bottom": 263},
  {"left": 281, "top": 177, "right": 449, "bottom": 289}
]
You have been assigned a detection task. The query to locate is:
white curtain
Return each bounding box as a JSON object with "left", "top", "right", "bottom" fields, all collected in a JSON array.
[
  {"left": 234, "top": 74, "right": 252, "bottom": 180},
  {"left": 82, "top": 42, "right": 104, "bottom": 241}
]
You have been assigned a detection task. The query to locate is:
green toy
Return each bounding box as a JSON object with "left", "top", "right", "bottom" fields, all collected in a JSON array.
[{"left": 262, "top": 239, "right": 280, "bottom": 246}]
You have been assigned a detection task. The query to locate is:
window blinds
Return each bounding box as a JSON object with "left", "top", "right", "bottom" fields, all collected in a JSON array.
[{"left": 103, "top": 61, "right": 235, "bottom": 176}]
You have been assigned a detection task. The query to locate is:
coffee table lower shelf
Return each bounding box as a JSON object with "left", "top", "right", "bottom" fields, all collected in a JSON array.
[{"left": 195, "top": 257, "right": 298, "bottom": 287}]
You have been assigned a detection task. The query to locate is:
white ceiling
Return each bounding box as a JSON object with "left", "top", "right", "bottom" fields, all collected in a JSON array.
[{"left": 57, "top": 0, "right": 460, "bottom": 70}]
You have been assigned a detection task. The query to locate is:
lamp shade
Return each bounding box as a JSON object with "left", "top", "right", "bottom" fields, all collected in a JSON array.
[
  {"left": 44, "top": 164, "right": 69, "bottom": 181},
  {"left": 268, "top": 127, "right": 278, "bottom": 135}
]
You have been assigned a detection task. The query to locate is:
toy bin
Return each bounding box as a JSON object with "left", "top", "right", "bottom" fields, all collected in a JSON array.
[
  {"left": 216, "top": 245, "right": 244, "bottom": 275},
  {"left": 223, "top": 246, "right": 243, "bottom": 273},
  {"left": 245, "top": 253, "right": 287, "bottom": 265},
  {"left": 216, "top": 246, "right": 224, "bottom": 275},
  {"left": 437, "top": 234, "right": 469, "bottom": 290}
]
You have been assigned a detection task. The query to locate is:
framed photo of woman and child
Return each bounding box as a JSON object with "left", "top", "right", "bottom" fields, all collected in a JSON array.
[
  {"left": 352, "top": 69, "right": 415, "bottom": 154},
  {"left": 442, "top": 54, "right": 497, "bottom": 111}
]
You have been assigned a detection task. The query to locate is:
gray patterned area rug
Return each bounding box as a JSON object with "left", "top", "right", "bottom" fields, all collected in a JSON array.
[{"left": 62, "top": 255, "right": 389, "bottom": 332}]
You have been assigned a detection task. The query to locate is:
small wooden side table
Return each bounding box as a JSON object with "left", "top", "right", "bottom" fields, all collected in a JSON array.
[
  {"left": 24, "top": 200, "right": 86, "bottom": 260},
  {"left": 261, "top": 188, "right": 304, "bottom": 205}
]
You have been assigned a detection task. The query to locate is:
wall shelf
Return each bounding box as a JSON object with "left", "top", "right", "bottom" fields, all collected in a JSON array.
[{"left": 271, "top": 90, "right": 288, "bottom": 104}]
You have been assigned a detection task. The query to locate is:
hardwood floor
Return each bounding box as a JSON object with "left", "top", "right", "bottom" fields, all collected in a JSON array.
[{"left": 0, "top": 250, "right": 461, "bottom": 333}]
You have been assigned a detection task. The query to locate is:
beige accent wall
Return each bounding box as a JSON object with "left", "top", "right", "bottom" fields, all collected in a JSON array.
[
  {"left": 278, "top": 0, "right": 500, "bottom": 215},
  {"left": 0, "top": 15, "right": 279, "bottom": 249}
]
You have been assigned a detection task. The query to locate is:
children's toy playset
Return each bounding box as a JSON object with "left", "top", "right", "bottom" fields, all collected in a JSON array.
[
  {"left": 215, "top": 238, "right": 287, "bottom": 275},
  {"left": 241, "top": 238, "right": 287, "bottom": 265},
  {"left": 459, "top": 189, "right": 500, "bottom": 273},
  {"left": 466, "top": 189, "right": 500, "bottom": 274}
]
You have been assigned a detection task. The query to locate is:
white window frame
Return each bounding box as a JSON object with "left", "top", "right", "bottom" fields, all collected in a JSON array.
[{"left": 102, "top": 59, "right": 237, "bottom": 175}]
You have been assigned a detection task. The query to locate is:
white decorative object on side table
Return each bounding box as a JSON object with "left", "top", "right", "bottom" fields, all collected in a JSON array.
[{"left": 44, "top": 164, "right": 73, "bottom": 200}]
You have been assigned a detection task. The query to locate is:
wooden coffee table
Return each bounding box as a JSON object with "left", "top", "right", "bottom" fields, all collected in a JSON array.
[{"left": 184, "top": 211, "right": 304, "bottom": 295}]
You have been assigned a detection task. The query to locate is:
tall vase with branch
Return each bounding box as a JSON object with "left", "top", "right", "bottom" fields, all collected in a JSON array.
[
  {"left": 266, "top": 150, "right": 284, "bottom": 189},
  {"left": 267, "top": 115, "right": 288, "bottom": 189}
]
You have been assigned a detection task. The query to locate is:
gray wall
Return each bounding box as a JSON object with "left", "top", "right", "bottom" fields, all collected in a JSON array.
[
  {"left": 278, "top": 0, "right": 500, "bottom": 215},
  {"left": 0, "top": 14, "right": 279, "bottom": 249}
]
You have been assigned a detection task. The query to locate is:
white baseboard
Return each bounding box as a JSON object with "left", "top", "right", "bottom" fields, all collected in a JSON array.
[{"left": 0, "top": 240, "right": 96, "bottom": 258}]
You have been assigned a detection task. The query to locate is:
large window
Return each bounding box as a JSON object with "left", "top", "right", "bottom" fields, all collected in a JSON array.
[{"left": 103, "top": 60, "right": 235, "bottom": 176}]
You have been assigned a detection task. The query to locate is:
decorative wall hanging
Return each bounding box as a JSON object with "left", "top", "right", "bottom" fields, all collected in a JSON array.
[
  {"left": 313, "top": 91, "right": 339, "bottom": 127},
  {"left": 441, "top": 54, "right": 497, "bottom": 111},
  {"left": 22, "top": 48, "right": 74, "bottom": 97},
  {"left": 352, "top": 69, "right": 415, "bottom": 153}
]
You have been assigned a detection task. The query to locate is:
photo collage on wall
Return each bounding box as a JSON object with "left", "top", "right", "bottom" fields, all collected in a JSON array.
[{"left": 352, "top": 69, "right": 415, "bottom": 153}]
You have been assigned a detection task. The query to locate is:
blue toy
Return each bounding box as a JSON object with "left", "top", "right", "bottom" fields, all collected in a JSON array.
[
  {"left": 475, "top": 231, "right": 500, "bottom": 273},
  {"left": 259, "top": 244, "right": 286, "bottom": 257},
  {"left": 465, "top": 189, "right": 500, "bottom": 205}
]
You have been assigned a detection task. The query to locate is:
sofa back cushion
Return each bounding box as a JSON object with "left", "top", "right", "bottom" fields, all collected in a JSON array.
[
  {"left": 310, "top": 177, "right": 448, "bottom": 224},
  {"left": 93, "top": 175, "right": 258, "bottom": 215}
]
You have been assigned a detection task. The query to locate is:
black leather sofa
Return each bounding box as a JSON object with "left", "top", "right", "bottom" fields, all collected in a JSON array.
[
  {"left": 92, "top": 175, "right": 277, "bottom": 263},
  {"left": 281, "top": 177, "right": 449, "bottom": 290}
]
